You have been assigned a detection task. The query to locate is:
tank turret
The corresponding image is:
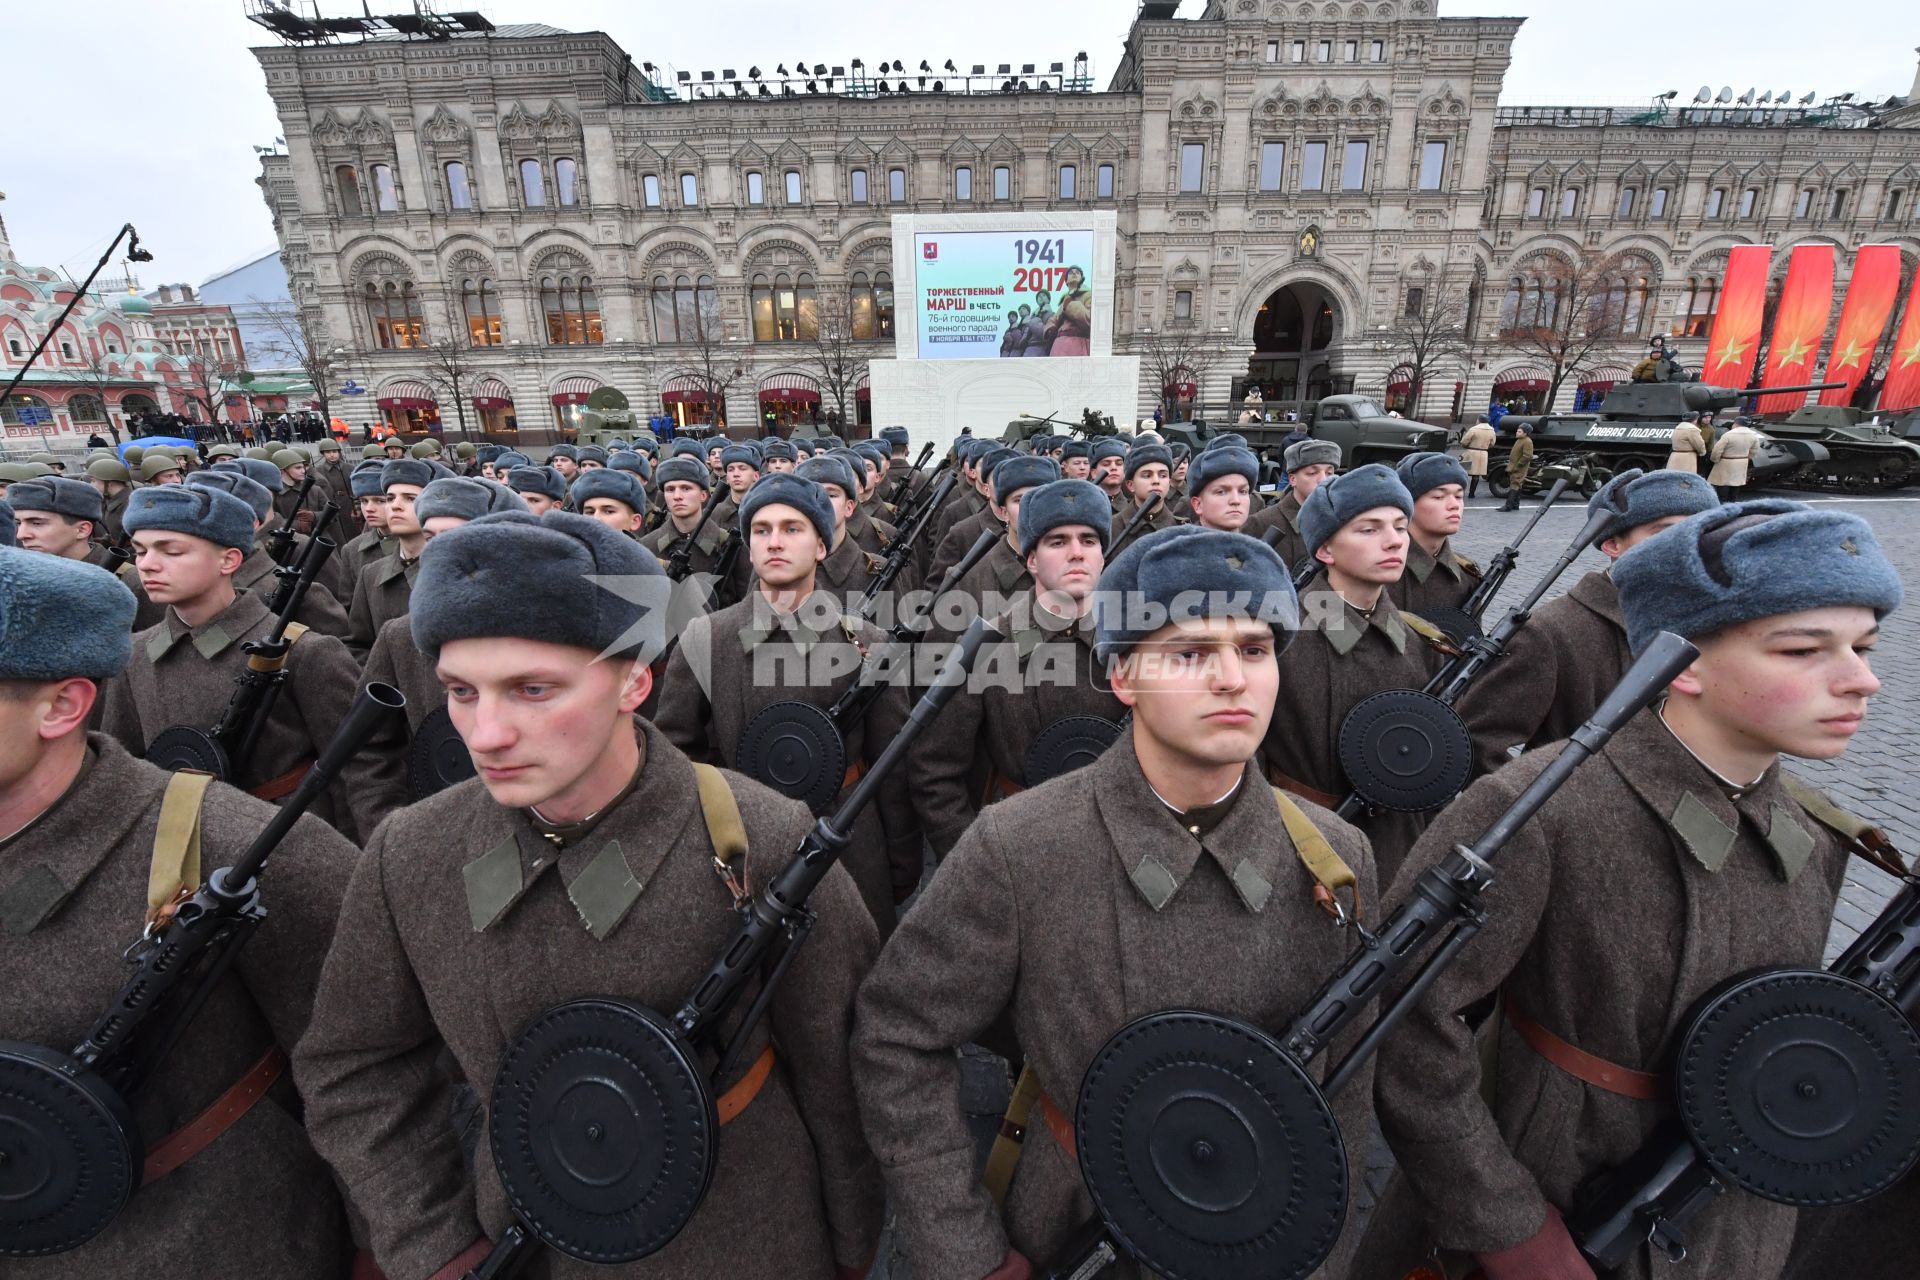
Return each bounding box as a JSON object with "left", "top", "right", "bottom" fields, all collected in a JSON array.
[{"left": 1595, "top": 380, "right": 1839, "bottom": 419}]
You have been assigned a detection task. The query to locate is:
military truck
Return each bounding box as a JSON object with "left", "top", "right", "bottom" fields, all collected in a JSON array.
[
  {"left": 1158, "top": 394, "right": 1450, "bottom": 480},
  {"left": 1761, "top": 405, "right": 1920, "bottom": 490},
  {"left": 1492, "top": 378, "right": 1838, "bottom": 495}
]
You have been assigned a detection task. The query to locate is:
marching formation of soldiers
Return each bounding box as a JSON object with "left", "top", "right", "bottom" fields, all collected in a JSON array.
[{"left": 0, "top": 416, "right": 1909, "bottom": 1280}]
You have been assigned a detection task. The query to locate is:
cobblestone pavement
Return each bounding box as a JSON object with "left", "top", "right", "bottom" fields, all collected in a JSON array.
[{"left": 870, "top": 487, "right": 1919, "bottom": 1279}]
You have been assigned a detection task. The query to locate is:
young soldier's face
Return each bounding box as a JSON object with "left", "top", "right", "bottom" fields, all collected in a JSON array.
[
  {"left": 520, "top": 492, "right": 558, "bottom": 516},
  {"left": 480, "top": 463, "right": 498, "bottom": 480},
  {"left": 1317, "top": 506, "right": 1408, "bottom": 585},
  {"left": 1027, "top": 526, "right": 1104, "bottom": 604},
  {"left": 577, "top": 459, "right": 604, "bottom": 471},
  {"left": 1112, "top": 619, "right": 1279, "bottom": 767},
  {"left": 821, "top": 485, "right": 856, "bottom": 538},
  {"left": 15, "top": 512, "right": 92, "bottom": 558},
  {"left": 1128, "top": 464, "right": 1171, "bottom": 505},
  {"left": 551, "top": 457, "right": 579, "bottom": 479},
  {"left": 1172, "top": 461, "right": 1189, "bottom": 489},
  {"left": 150, "top": 469, "right": 185, "bottom": 487},
  {"left": 725, "top": 463, "right": 759, "bottom": 496},
  {"left": 750, "top": 504, "right": 826, "bottom": 589},
  {"left": 439, "top": 638, "right": 649, "bottom": 811},
  {"left": 706, "top": 448, "right": 726, "bottom": 473},
  {"left": 996, "top": 487, "right": 1033, "bottom": 546},
  {"left": 582, "top": 498, "right": 642, "bottom": 535},
  {"left": 421, "top": 515, "right": 467, "bottom": 541},
  {"left": 1191, "top": 476, "right": 1251, "bottom": 532},
  {"left": 131, "top": 531, "right": 241, "bottom": 603},
  {"left": 358, "top": 495, "right": 390, "bottom": 531},
  {"left": 1062, "top": 456, "right": 1091, "bottom": 480},
  {"left": 1674, "top": 606, "right": 1881, "bottom": 762},
  {"left": 1599, "top": 514, "right": 1688, "bottom": 561},
  {"left": 662, "top": 481, "right": 706, "bottom": 521},
  {"left": 1412, "top": 484, "right": 1464, "bottom": 539},
  {"left": 1289, "top": 463, "right": 1336, "bottom": 505},
  {"left": 283, "top": 464, "right": 307, "bottom": 485},
  {"left": 384, "top": 485, "right": 425, "bottom": 536},
  {"left": 766, "top": 456, "right": 795, "bottom": 473},
  {"left": 1094, "top": 456, "right": 1125, "bottom": 492}
]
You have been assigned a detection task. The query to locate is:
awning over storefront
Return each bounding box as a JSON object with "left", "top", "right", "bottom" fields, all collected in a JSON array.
[
  {"left": 551, "top": 375, "right": 604, "bottom": 406},
  {"left": 472, "top": 376, "right": 515, "bottom": 409},
  {"left": 1577, "top": 365, "right": 1631, "bottom": 392},
  {"left": 1491, "top": 365, "right": 1550, "bottom": 392},
  {"left": 376, "top": 379, "right": 437, "bottom": 409},
  {"left": 661, "top": 374, "right": 717, "bottom": 404},
  {"left": 759, "top": 373, "right": 821, "bottom": 404}
]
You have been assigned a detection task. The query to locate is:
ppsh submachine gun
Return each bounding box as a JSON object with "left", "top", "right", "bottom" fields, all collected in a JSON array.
[
  {"left": 866, "top": 466, "right": 959, "bottom": 604},
  {"left": 457, "top": 620, "right": 999, "bottom": 1279},
  {"left": 882, "top": 441, "right": 936, "bottom": 509},
  {"left": 1036, "top": 634, "right": 1701, "bottom": 1280},
  {"left": 737, "top": 525, "right": 1000, "bottom": 815},
  {"left": 144, "top": 501, "right": 342, "bottom": 786},
  {"left": 1416, "top": 475, "right": 1573, "bottom": 647},
  {"left": 0, "top": 684, "right": 405, "bottom": 1257}
]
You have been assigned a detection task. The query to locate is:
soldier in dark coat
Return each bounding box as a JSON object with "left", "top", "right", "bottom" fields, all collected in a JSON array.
[
  {"left": 931, "top": 440, "right": 994, "bottom": 553},
  {"left": 1106, "top": 444, "right": 1180, "bottom": 557},
  {"left": 1390, "top": 450, "right": 1483, "bottom": 618},
  {"left": 335, "top": 459, "right": 393, "bottom": 584},
  {"left": 7, "top": 475, "right": 161, "bottom": 627},
  {"left": 0, "top": 547, "right": 364, "bottom": 1280},
  {"left": 855, "top": 525, "right": 1378, "bottom": 1280},
  {"left": 1184, "top": 444, "right": 1259, "bottom": 533},
  {"left": 1361, "top": 498, "right": 1904, "bottom": 1280},
  {"left": 311, "top": 436, "right": 354, "bottom": 515},
  {"left": 188, "top": 470, "right": 351, "bottom": 636},
  {"left": 345, "top": 457, "right": 433, "bottom": 658},
  {"left": 639, "top": 455, "right": 730, "bottom": 578},
  {"left": 929, "top": 446, "right": 1018, "bottom": 583},
  {"left": 294, "top": 511, "right": 883, "bottom": 1280},
  {"left": 782, "top": 454, "right": 903, "bottom": 604},
  {"left": 1246, "top": 437, "right": 1339, "bottom": 573},
  {"left": 97, "top": 484, "right": 408, "bottom": 840},
  {"left": 937, "top": 456, "right": 1060, "bottom": 641},
  {"left": 269, "top": 447, "right": 329, "bottom": 533},
  {"left": 1500, "top": 421, "right": 1535, "bottom": 511},
  {"left": 1264, "top": 464, "right": 1450, "bottom": 884},
  {"left": 1455, "top": 469, "right": 1717, "bottom": 776},
  {"left": 880, "top": 425, "right": 929, "bottom": 503},
  {"left": 910, "top": 478, "right": 1122, "bottom": 856},
  {"left": 502, "top": 461, "right": 566, "bottom": 516},
  {"left": 85, "top": 454, "right": 135, "bottom": 544},
  {"left": 655, "top": 473, "right": 920, "bottom": 927}
]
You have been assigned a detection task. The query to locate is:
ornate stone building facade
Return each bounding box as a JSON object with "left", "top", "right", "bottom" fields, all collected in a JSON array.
[{"left": 249, "top": 3, "right": 1920, "bottom": 440}]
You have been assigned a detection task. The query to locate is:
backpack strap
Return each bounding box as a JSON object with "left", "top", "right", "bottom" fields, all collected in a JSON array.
[
  {"left": 1780, "top": 774, "right": 1909, "bottom": 881},
  {"left": 146, "top": 771, "right": 216, "bottom": 930},
  {"left": 692, "top": 763, "right": 752, "bottom": 906},
  {"left": 1270, "top": 787, "right": 1361, "bottom": 923}
]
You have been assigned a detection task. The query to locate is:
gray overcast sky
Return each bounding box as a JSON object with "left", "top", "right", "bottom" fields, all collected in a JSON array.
[{"left": 3, "top": 0, "right": 1915, "bottom": 290}]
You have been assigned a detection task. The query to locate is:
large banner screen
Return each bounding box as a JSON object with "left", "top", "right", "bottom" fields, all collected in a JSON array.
[{"left": 913, "top": 229, "right": 1096, "bottom": 360}]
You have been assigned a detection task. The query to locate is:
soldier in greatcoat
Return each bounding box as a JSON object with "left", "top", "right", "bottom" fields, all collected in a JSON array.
[
  {"left": 1058, "top": 438, "right": 1092, "bottom": 480},
  {"left": 503, "top": 461, "right": 566, "bottom": 516},
  {"left": 938, "top": 455, "right": 1060, "bottom": 639},
  {"left": 85, "top": 454, "right": 135, "bottom": 543},
  {"left": 1245, "top": 437, "right": 1339, "bottom": 572},
  {"left": 569, "top": 466, "right": 648, "bottom": 537},
  {"left": 1707, "top": 418, "right": 1762, "bottom": 500},
  {"left": 311, "top": 435, "right": 354, "bottom": 515},
  {"left": 219, "top": 456, "right": 353, "bottom": 604},
  {"left": 1454, "top": 469, "right": 1717, "bottom": 776},
  {"left": 335, "top": 459, "right": 393, "bottom": 584},
  {"left": 639, "top": 455, "right": 730, "bottom": 578},
  {"left": 1361, "top": 499, "right": 1904, "bottom": 1280},
  {"left": 929, "top": 446, "right": 1018, "bottom": 583},
  {"left": 654, "top": 473, "right": 920, "bottom": 928},
  {"left": 854, "top": 524, "right": 1379, "bottom": 1280},
  {"left": 1390, "top": 451, "right": 1482, "bottom": 619},
  {"left": 1184, "top": 445, "right": 1259, "bottom": 533},
  {"left": 910, "top": 478, "right": 1122, "bottom": 856},
  {"left": 0, "top": 547, "right": 364, "bottom": 1280},
  {"left": 1104, "top": 444, "right": 1180, "bottom": 559},
  {"left": 1087, "top": 436, "right": 1129, "bottom": 508},
  {"left": 1263, "top": 464, "right": 1450, "bottom": 884},
  {"left": 1459, "top": 418, "right": 1497, "bottom": 496},
  {"left": 880, "top": 425, "right": 929, "bottom": 503},
  {"left": 6, "top": 475, "right": 161, "bottom": 628},
  {"left": 345, "top": 457, "right": 433, "bottom": 658},
  {"left": 1500, "top": 421, "right": 1535, "bottom": 512},
  {"left": 785, "top": 455, "right": 899, "bottom": 604},
  {"left": 188, "top": 470, "right": 350, "bottom": 636},
  {"left": 270, "top": 447, "right": 329, "bottom": 534},
  {"left": 97, "top": 484, "right": 407, "bottom": 840},
  {"left": 1666, "top": 416, "right": 1708, "bottom": 473},
  {"left": 292, "top": 510, "right": 883, "bottom": 1280}
]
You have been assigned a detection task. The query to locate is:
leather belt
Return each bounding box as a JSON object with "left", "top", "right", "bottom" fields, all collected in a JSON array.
[
  {"left": 1266, "top": 765, "right": 1340, "bottom": 810},
  {"left": 840, "top": 761, "right": 865, "bottom": 793},
  {"left": 1037, "top": 1090, "right": 1076, "bottom": 1160},
  {"left": 250, "top": 758, "right": 314, "bottom": 803},
  {"left": 982, "top": 767, "right": 1024, "bottom": 802},
  {"left": 718, "top": 1045, "right": 777, "bottom": 1125},
  {"left": 142, "top": 1045, "right": 288, "bottom": 1185},
  {"left": 1504, "top": 998, "right": 1660, "bottom": 1101}
]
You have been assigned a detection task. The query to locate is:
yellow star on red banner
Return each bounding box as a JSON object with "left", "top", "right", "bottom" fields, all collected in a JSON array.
[
  {"left": 1827, "top": 337, "right": 1871, "bottom": 371},
  {"left": 1710, "top": 335, "right": 1752, "bottom": 371},
  {"left": 1898, "top": 337, "right": 1920, "bottom": 371},
  {"left": 1772, "top": 333, "right": 1815, "bottom": 370}
]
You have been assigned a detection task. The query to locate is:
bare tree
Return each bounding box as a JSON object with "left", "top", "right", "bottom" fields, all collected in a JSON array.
[
  {"left": 1497, "top": 249, "right": 1636, "bottom": 410},
  {"left": 250, "top": 294, "right": 341, "bottom": 426},
  {"left": 414, "top": 308, "right": 478, "bottom": 439},
  {"left": 1380, "top": 270, "right": 1472, "bottom": 420},
  {"left": 75, "top": 342, "right": 127, "bottom": 442},
  {"left": 797, "top": 289, "right": 868, "bottom": 433},
  {"left": 178, "top": 352, "right": 237, "bottom": 434},
  {"left": 677, "top": 310, "right": 755, "bottom": 437},
  {"left": 1135, "top": 324, "right": 1222, "bottom": 422}
]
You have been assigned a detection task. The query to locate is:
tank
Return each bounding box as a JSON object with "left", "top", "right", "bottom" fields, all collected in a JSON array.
[
  {"left": 1494, "top": 378, "right": 1841, "bottom": 495},
  {"left": 1762, "top": 405, "right": 1920, "bottom": 490}
]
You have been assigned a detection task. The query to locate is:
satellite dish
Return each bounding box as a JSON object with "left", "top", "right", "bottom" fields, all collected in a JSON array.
[
  {"left": 1737, "top": 88, "right": 1754, "bottom": 105},
  {"left": 1757, "top": 91, "right": 1772, "bottom": 105},
  {"left": 1800, "top": 91, "right": 1816, "bottom": 105},
  {"left": 1695, "top": 86, "right": 1712, "bottom": 103},
  {"left": 1716, "top": 86, "right": 1734, "bottom": 104}
]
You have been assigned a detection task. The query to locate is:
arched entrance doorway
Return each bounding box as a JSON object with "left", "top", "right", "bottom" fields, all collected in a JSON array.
[{"left": 1245, "top": 281, "right": 1349, "bottom": 409}]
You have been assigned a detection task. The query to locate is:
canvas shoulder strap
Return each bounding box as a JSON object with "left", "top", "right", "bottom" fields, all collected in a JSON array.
[
  {"left": 1270, "top": 787, "right": 1361, "bottom": 921},
  {"left": 1399, "top": 610, "right": 1456, "bottom": 653},
  {"left": 1780, "top": 774, "right": 1908, "bottom": 879},
  {"left": 146, "top": 771, "right": 216, "bottom": 929},
  {"left": 692, "top": 763, "right": 752, "bottom": 905}
]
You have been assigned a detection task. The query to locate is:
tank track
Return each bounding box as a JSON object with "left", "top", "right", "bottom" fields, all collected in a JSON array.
[{"left": 1778, "top": 446, "right": 1919, "bottom": 493}]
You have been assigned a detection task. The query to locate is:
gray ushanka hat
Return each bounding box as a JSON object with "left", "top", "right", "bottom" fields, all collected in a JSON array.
[
  {"left": 504, "top": 465, "right": 568, "bottom": 503},
  {"left": 381, "top": 458, "right": 435, "bottom": 491},
  {"left": 737, "top": 473, "right": 836, "bottom": 546},
  {"left": 1586, "top": 467, "right": 1717, "bottom": 544},
  {"left": 1187, "top": 447, "right": 1258, "bottom": 497},
  {"left": 1284, "top": 439, "right": 1341, "bottom": 472},
  {"left": 1123, "top": 444, "right": 1174, "bottom": 483},
  {"left": 6, "top": 477, "right": 103, "bottom": 523},
  {"left": 653, "top": 456, "right": 713, "bottom": 491},
  {"left": 0, "top": 546, "right": 134, "bottom": 679},
  {"left": 568, "top": 467, "right": 648, "bottom": 516},
  {"left": 1298, "top": 463, "right": 1413, "bottom": 555},
  {"left": 416, "top": 477, "right": 529, "bottom": 523},
  {"left": 993, "top": 455, "right": 1061, "bottom": 506},
  {"left": 349, "top": 460, "right": 388, "bottom": 499},
  {"left": 1094, "top": 524, "right": 1298, "bottom": 662},
  {"left": 1018, "top": 479, "right": 1113, "bottom": 557},
  {"left": 187, "top": 471, "right": 274, "bottom": 525},
  {"left": 794, "top": 455, "right": 859, "bottom": 499},
  {"left": 124, "top": 483, "right": 255, "bottom": 552},
  {"left": 1394, "top": 451, "right": 1470, "bottom": 498}
]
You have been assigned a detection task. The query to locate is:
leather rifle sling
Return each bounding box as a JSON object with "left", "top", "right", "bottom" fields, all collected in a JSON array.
[
  {"left": 981, "top": 1063, "right": 1046, "bottom": 1208},
  {"left": 688, "top": 763, "right": 779, "bottom": 1126},
  {"left": 146, "top": 769, "right": 216, "bottom": 929}
]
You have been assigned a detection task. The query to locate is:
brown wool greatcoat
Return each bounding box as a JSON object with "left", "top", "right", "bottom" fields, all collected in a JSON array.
[
  {"left": 1105, "top": 496, "right": 1181, "bottom": 559},
  {"left": 1452, "top": 569, "right": 1628, "bottom": 778},
  {"left": 98, "top": 588, "right": 410, "bottom": 842},
  {"left": 885, "top": 456, "right": 929, "bottom": 505},
  {"left": 1363, "top": 710, "right": 1855, "bottom": 1279},
  {"left": 930, "top": 485, "right": 987, "bottom": 561},
  {"left": 639, "top": 514, "right": 730, "bottom": 581},
  {"left": 1389, "top": 537, "right": 1481, "bottom": 619},
  {"left": 853, "top": 738, "right": 1379, "bottom": 1279},
  {"left": 233, "top": 546, "right": 351, "bottom": 636},
  {"left": 334, "top": 527, "right": 391, "bottom": 588},
  {"left": 1507, "top": 434, "right": 1535, "bottom": 487},
  {"left": 928, "top": 504, "right": 1002, "bottom": 587},
  {"left": 0, "top": 737, "right": 359, "bottom": 1280},
  {"left": 345, "top": 546, "right": 417, "bottom": 658},
  {"left": 908, "top": 604, "right": 1123, "bottom": 856},
  {"left": 654, "top": 597, "right": 922, "bottom": 923},
  {"left": 362, "top": 613, "right": 444, "bottom": 733},
  {"left": 1245, "top": 488, "right": 1311, "bottom": 573},
  {"left": 1263, "top": 573, "right": 1449, "bottom": 885},
  {"left": 250, "top": 524, "right": 351, "bottom": 605},
  {"left": 291, "top": 725, "right": 883, "bottom": 1280},
  {"left": 846, "top": 505, "right": 898, "bottom": 558},
  {"left": 937, "top": 534, "right": 1033, "bottom": 644}
]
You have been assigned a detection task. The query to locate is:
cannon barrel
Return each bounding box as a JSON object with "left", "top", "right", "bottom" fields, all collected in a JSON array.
[{"left": 1683, "top": 381, "right": 1843, "bottom": 412}]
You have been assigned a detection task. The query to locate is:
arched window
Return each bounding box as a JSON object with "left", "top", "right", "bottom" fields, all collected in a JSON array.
[
  {"left": 1683, "top": 275, "right": 1719, "bottom": 337},
  {"left": 0, "top": 393, "right": 50, "bottom": 427},
  {"left": 1500, "top": 276, "right": 1523, "bottom": 331},
  {"left": 542, "top": 271, "right": 604, "bottom": 345},
  {"left": 750, "top": 273, "right": 775, "bottom": 341},
  {"left": 673, "top": 273, "right": 699, "bottom": 340},
  {"left": 1624, "top": 276, "right": 1651, "bottom": 335},
  {"left": 68, "top": 394, "right": 106, "bottom": 423},
  {"left": 372, "top": 163, "right": 399, "bottom": 212},
  {"left": 446, "top": 161, "right": 472, "bottom": 210},
  {"left": 364, "top": 279, "right": 424, "bottom": 348},
  {"left": 652, "top": 274, "right": 679, "bottom": 341},
  {"left": 335, "top": 164, "right": 362, "bottom": 215},
  {"left": 555, "top": 158, "right": 579, "bottom": 206},
  {"left": 849, "top": 270, "right": 897, "bottom": 340},
  {"left": 520, "top": 159, "right": 546, "bottom": 207},
  {"left": 462, "top": 277, "right": 502, "bottom": 345}
]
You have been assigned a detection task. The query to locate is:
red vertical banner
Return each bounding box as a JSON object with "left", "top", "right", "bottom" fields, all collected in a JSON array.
[
  {"left": 1879, "top": 269, "right": 1920, "bottom": 412},
  {"left": 1701, "top": 245, "right": 1771, "bottom": 389},
  {"left": 1756, "top": 244, "right": 1836, "bottom": 414},
  {"left": 1817, "top": 245, "right": 1903, "bottom": 405}
]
